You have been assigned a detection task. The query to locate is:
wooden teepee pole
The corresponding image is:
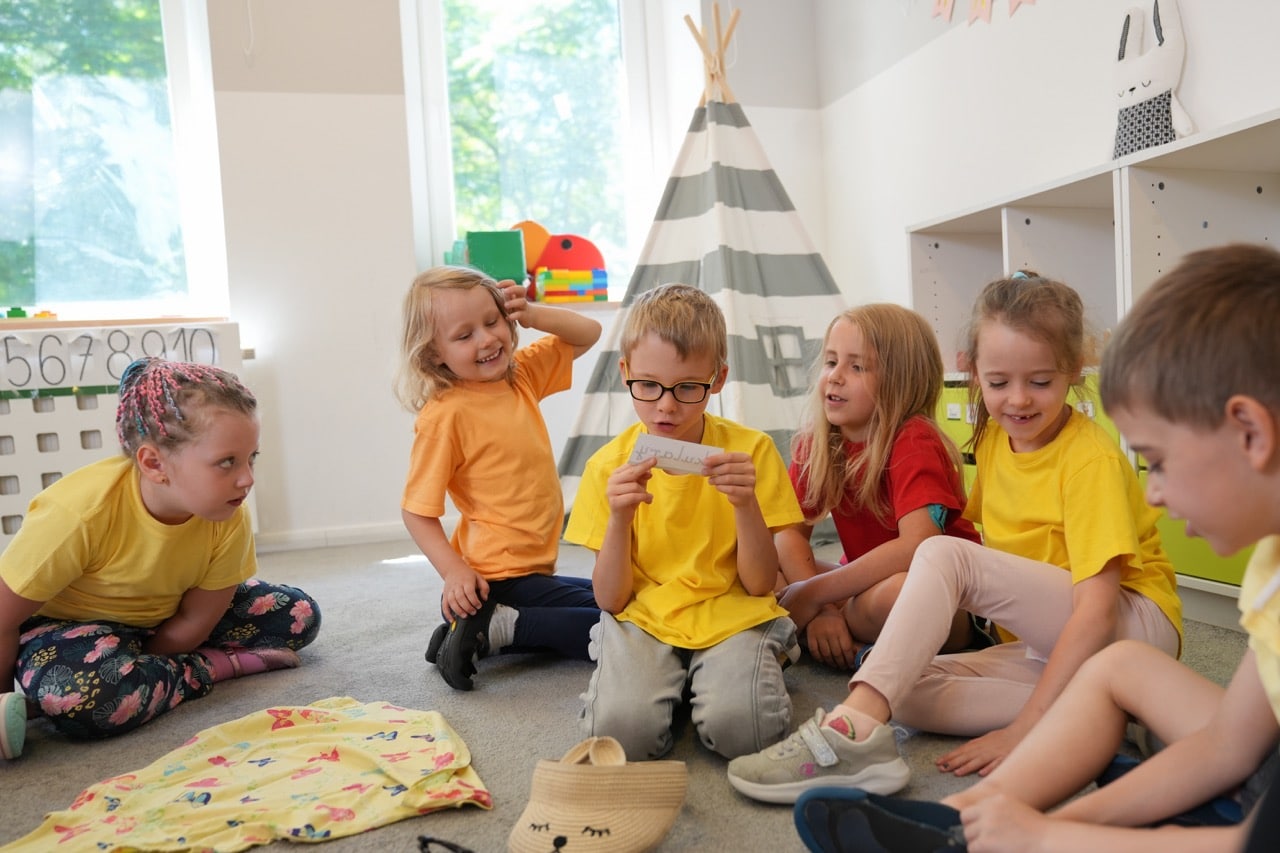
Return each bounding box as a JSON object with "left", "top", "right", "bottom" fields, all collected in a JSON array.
[{"left": 683, "top": 3, "right": 740, "bottom": 106}]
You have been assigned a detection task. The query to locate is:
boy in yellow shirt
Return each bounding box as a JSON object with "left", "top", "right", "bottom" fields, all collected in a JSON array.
[{"left": 564, "top": 283, "right": 804, "bottom": 760}]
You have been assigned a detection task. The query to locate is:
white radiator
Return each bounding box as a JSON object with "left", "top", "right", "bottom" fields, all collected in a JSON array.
[{"left": 0, "top": 319, "right": 244, "bottom": 552}]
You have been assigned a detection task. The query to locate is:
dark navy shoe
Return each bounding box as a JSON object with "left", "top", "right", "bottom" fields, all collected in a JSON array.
[{"left": 795, "top": 787, "right": 965, "bottom": 852}]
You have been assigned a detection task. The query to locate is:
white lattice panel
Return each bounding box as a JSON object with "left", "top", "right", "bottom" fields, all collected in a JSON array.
[{"left": 0, "top": 320, "right": 242, "bottom": 552}]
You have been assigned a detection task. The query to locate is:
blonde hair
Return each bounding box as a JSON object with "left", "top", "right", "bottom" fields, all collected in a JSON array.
[
  {"left": 619, "top": 283, "right": 727, "bottom": 370},
  {"left": 963, "top": 272, "right": 1089, "bottom": 452},
  {"left": 395, "top": 265, "right": 519, "bottom": 411},
  {"left": 1101, "top": 243, "right": 1280, "bottom": 427},
  {"left": 793, "top": 303, "right": 959, "bottom": 521}
]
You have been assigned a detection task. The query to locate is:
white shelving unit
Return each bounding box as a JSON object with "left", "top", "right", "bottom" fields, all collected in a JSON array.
[
  {"left": 909, "top": 108, "right": 1280, "bottom": 628},
  {"left": 911, "top": 107, "right": 1280, "bottom": 360}
]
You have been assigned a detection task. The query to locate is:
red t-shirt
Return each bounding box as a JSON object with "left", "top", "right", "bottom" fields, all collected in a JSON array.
[{"left": 790, "top": 415, "right": 980, "bottom": 562}]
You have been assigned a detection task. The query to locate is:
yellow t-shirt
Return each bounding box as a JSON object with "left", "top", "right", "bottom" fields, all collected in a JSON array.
[
  {"left": 1239, "top": 535, "right": 1280, "bottom": 726},
  {"left": 965, "top": 410, "right": 1182, "bottom": 647},
  {"left": 0, "top": 456, "right": 257, "bottom": 627},
  {"left": 563, "top": 415, "right": 804, "bottom": 649},
  {"left": 401, "top": 336, "right": 574, "bottom": 580}
]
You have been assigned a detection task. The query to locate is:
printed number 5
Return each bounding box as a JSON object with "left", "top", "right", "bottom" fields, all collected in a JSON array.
[{"left": 3, "top": 335, "right": 32, "bottom": 387}]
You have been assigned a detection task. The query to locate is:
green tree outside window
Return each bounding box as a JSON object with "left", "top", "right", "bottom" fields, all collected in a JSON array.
[
  {"left": 443, "top": 0, "right": 627, "bottom": 279},
  {"left": 0, "top": 0, "right": 184, "bottom": 308}
]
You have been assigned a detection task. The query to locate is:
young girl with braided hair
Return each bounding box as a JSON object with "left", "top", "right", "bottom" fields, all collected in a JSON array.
[{"left": 0, "top": 358, "right": 320, "bottom": 759}]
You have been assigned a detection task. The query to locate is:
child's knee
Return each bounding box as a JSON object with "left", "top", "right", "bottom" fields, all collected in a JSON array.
[
  {"left": 913, "top": 534, "right": 968, "bottom": 566},
  {"left": 581, "top": 701, "right": 673, "bottom": 760},
  {"left": 275, "top": 585, "right": 321, "bottom": 647},
  {"left": 1083, "top": 638, "right": 1163, "bottom": 681},
  {"left": 695, "top": 698, "right": 791, "bottom": 759},
  {"left": 851, "top": 574, "right": 907, "bottom": 626}
]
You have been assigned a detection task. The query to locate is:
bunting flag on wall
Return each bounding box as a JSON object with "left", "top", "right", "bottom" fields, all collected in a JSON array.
[{"left": 933, "top": 0, "right": 1035, "bottom": 24}]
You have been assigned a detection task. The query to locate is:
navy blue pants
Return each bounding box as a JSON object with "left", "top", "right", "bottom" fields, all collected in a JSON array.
[
  {"left": 459, "top": 573, "right": 598, "bottom": 660},
  {"left": 1244, "top": 753, "right": 1279, "bottom": 853}
]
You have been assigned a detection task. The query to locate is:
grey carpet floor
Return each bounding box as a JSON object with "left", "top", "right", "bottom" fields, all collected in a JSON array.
[{"left": 0, "top": 539, "right": 1248, "bottom": 852}]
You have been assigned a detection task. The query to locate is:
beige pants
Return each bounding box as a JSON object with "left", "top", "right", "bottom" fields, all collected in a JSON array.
[{"left": 850, "top": 536, "right": 1180, "bottom": 736}]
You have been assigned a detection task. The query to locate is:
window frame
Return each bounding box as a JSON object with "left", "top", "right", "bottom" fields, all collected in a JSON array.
[
  {"left": 399, "top": 0, "right": 700, "bottom": 297},
  {"left": 157, "top": 0, "right": 229, "bottom": 321}
]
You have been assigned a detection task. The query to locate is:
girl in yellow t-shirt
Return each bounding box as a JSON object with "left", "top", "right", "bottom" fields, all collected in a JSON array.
[
  {"left": 0, "top": 358, "right": 319, "bottom": 759},
  {"left": 729, "top": 272, "right": 1181, "bottom": 804},
  {"left": 789, "top": 243, "right": 1280, "bottom": 853}
]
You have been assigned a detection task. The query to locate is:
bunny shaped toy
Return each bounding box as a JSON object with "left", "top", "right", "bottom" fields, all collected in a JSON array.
[{"left": 1112, "top": 0, "right": 1194, "bottom": 158}]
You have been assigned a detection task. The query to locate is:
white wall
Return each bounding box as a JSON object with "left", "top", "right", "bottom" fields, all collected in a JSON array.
[
  {"left": 209, "top": 0, "right": 419, "bottom": 550},
  {"left": 811, "top": 0, "right": 1280, "bottom": 305},
  {"left": 203, "top": 0, "right": 1280, "bottom": 550}
]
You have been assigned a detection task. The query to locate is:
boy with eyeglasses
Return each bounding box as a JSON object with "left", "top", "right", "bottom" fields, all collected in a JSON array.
[{"left": 564, "top": 283, "right": 805, "bottom": 761}]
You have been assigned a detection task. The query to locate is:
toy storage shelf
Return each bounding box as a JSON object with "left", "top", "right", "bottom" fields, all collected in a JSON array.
[
  {"left": 0, "top": 318, "right": 244, "bottom": 553},
  {"left": 910, "top": 107, "right": 1280, "bottom": 614}
]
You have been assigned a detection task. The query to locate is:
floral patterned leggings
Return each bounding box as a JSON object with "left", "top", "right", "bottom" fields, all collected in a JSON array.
[{"left": 14, "top": 578, "right": 321, "bottom": 740}]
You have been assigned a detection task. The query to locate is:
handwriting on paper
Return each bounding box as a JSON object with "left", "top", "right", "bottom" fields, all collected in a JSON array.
[{"left": 629, "top": 432, "right": 721, "bottom": 475}]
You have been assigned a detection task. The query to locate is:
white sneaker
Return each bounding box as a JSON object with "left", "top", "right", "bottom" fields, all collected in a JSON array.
[{"left": 726, "top": 708, "right": 910, "bottom": 804}]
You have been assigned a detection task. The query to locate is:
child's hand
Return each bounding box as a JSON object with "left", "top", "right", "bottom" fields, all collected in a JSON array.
[
  {"left": 936, "top": 722, "right": 1028, "bottom": 777},
  {"left": 778, "top": 576, "right": 824, "bottom": 628},
  {"left": 804, "top": 609, "right": 859, "bottom": 670},
  {"left": 498, "top": 279, "right": 533, "bottom": 327},
  {"left": 606, "top": 457, "right": 656, "bottom": 515},
  {"left": 702, "top": 451, "right": 757, "bottom": 506},
  {"left": 441, "top": 567, "right": 490, "bottom": 623}
]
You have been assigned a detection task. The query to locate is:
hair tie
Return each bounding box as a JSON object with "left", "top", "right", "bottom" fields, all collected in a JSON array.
[{"left": 1011, "top": 271, "right": 1030, "bottom": 280}]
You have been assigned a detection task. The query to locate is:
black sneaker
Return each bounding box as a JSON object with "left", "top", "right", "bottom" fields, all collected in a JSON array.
[
  {"left": 434, "top": 599, "right": 496, "bottom": 691},
  {"left": 424, "top": 622, "right": 448, "bottom": 664}
]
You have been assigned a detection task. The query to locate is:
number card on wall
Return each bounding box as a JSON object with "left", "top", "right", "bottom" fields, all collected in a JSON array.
[
  {"left": 1, "top": 322, "right": 231, "bottom": 396},
  {"left": 0, "top": 320, "right": 242, "bottom": 552}
]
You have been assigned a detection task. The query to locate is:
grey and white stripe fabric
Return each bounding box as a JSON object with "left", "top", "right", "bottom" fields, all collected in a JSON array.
[{"left": 558, "top": 100, "right": 848, "bottom": 503}]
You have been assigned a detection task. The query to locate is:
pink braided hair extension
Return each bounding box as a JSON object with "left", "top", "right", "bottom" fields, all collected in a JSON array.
[{"left": 115, "top": 357, "right": 254, "bottom": 454}]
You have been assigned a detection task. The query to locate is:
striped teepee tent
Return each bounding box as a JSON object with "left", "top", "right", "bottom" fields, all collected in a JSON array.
[{"left": 557, "top": 6, "right": 847, "bottom": 499}]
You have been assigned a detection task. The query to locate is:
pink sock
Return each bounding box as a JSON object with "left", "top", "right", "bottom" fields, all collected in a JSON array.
[
  {"left": 824, "top": 705, "right": 883, "bottom": 742},
  {"left": 197, "top": 647, "right": 300, "bottom": 683}
]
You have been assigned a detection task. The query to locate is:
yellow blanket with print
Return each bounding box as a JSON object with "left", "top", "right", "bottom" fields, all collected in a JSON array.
[{"left": 4, "top": 697, "right": 490, "bottom": 852}]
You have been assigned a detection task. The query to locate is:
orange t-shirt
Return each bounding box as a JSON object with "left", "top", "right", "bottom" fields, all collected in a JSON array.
[{"left": 401, "top": 335, "right": 573, "bottom": 579}]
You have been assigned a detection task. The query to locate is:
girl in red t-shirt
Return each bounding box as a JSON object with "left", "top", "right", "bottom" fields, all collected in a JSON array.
[{"left": 776, "top": 304, "right": 986, "bottom": 670}]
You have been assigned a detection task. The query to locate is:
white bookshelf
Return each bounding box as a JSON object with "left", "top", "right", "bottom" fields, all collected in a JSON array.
[{"left": 909, "top": 108, "right": 1280, "bottom": 609}]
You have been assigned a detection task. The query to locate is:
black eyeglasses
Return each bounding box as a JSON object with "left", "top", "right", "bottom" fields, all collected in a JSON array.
[{"left": 625, "top": 375, "right": 716, "bottom": 404}]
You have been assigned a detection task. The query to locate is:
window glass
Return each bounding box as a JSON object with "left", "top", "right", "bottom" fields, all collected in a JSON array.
[
  {"left": 0, "top": 0, "right": 186, "bottom": 313},
  {"left": 442, "top": 0, "right": 630, "bottom": 291}
]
